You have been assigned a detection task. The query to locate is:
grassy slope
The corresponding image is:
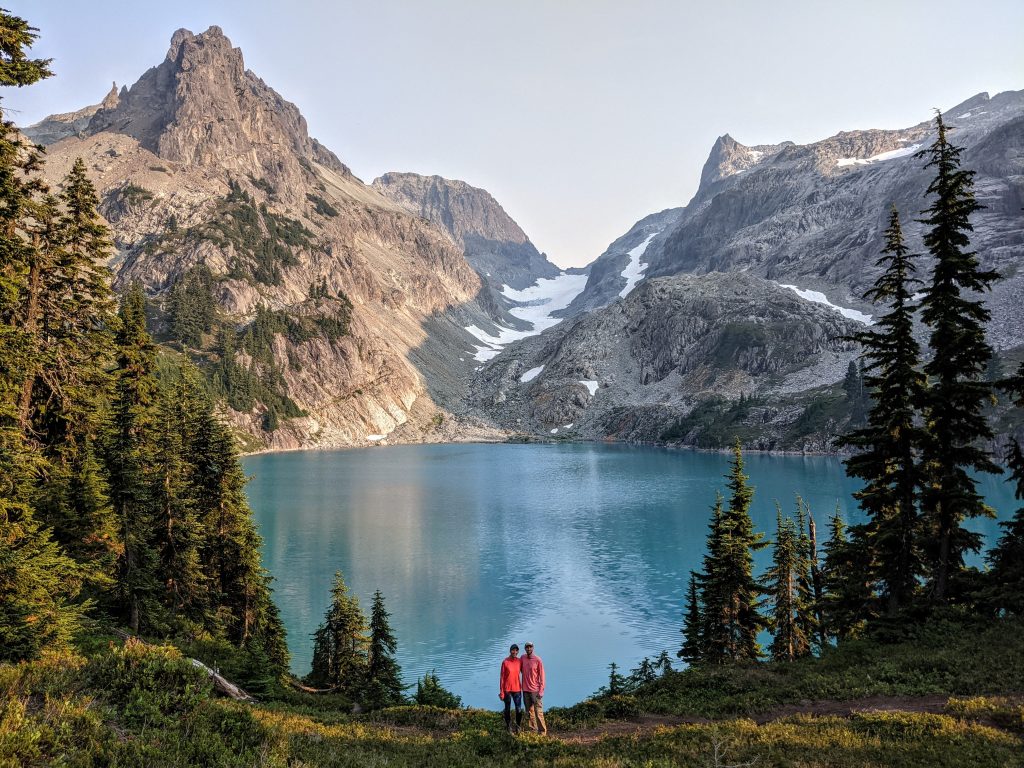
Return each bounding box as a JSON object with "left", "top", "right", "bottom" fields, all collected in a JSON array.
[{"left": 2, "top": 618, "right": 1023, "bottom": 767}]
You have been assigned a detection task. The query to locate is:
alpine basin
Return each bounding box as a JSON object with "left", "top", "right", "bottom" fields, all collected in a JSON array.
[{"left": 242, "top": 443, "right": 1016, "bottom": 708}]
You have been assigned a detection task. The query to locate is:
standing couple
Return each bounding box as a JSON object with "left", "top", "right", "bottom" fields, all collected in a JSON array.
[{"left": 498, "top": 642, "right": 547, "bottom": 735}]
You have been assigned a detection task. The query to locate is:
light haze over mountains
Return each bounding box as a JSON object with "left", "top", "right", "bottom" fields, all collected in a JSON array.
[{"left": 7, "top": 0, "right": 1024, "bottom": 267}]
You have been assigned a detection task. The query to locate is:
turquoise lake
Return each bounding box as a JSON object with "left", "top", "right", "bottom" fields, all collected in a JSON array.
[{"left": 242, "top": 443, "right": 1017, "bottom": 708}]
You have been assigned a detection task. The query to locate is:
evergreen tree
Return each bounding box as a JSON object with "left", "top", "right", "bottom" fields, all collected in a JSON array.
[
  {"left": 106, "top": 285, "right": 162, "bottom": 634},
  {"left": 678, "top": 572, "right": 703, "bottom": 664},
  {"left": 308, "top": 569, "right": 368, "bottom": 693},
  {"left": 765, "top": 507, "right": 810, "bottom": 661},
  {"left": 792, "top": 497, "right": 818, "bottom": 651},
  {"left": 29, "top": 161, "right": 118, "bottom": 593},
  {"left": 655, "top": 650, "right": 673, "bottom": 676},
  {"left": 0, "top": 10, "right": 85, "bottom": 661},
  {"left": 365, "top": 590, "right": 405, "bottom": 709},
  {"left": 819, "top": 510, "right": 874, "bottom": 640},
  {"left": 152, "top": 367, "right": 207, "bottom": 625},
  {"left": 916, "top": 113, "right": 1000, "bottom": 600},
  {"left": 841, "top": 206, "right": 927, "bottom": 614},
  {"left": 700, "top": 441, "right": 767, "bottom": 662},
  {"left": 628, "top": 656, "right": 658, "bottom": 690},
  {"left": 605, "top": 661, "right": 626, "bottom": 695},
  {"left": 988, "top": 363, "right": 1024, "bottom": 613},
  {"left": 414, "top": 670, "right": 461, "bottom": 708}
]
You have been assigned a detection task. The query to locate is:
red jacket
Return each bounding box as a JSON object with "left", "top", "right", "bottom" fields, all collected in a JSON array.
[
  {"left": 521, "top": 653, "right": 545, "bottom": 696},
  {"left": 499, "top": 656, "right": 522, "bottom": 697}
]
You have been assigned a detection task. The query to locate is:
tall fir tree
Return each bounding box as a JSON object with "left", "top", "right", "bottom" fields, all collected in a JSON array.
[
  {"left": 819, "top": 510, "right": 874, "bottom": 640},
  {"left": 841, "top": 207, "right": 927, "bottom": 614},
  {"left": 152, "top": 367, "right": 207, "bottom": 626},
  {"left": 700, "top": 441, "right": 767, "bottom": 662},
  {"left": 0, "top": 9, "right": 87, "bottom": 661},
  {"left": 309, "top": 569, "right": 368, "bottom": 693},
  {"left": 678, "top": 572, "right": 704, "bottom": 664},
  {"left": 106, "top": 284, "right": 162, "bottom": 634},
  {"left": 916, "top": 113, "right": 1000, "bottom": 600},
  {"left": 765, "top": 507, "right": 810, "bottom": 662},
  {"left": 365, "top": 589, "right": 405, "bottom": 709}
]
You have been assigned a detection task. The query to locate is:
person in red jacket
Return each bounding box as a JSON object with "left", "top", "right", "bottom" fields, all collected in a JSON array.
[
  {"left": 498, "top": 643, "right": 523, "bottom": 733},
  {"left": 521, "top": 642, "right": 547, "bottom": 735}
]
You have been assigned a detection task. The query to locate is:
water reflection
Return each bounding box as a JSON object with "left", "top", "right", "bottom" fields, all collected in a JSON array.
[{"left": 244, "top": 443, "right": 1016, "bottom": 707}]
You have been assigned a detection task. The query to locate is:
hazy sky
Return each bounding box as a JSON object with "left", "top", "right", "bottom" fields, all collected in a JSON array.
[{"left": 5, "top": 1, "right": 1023, "bottom": 268}]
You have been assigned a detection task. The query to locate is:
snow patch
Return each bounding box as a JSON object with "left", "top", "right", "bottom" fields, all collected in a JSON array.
[
  {"left": 579, "top": 380, "right": 599, "bottom": 396},
  {"left": 520, "top": 365, "right": 544, "bottom": 383},
  {"left": 836, "top": 144, "right": 921, "bottom": 167},
  {"left": 619, "top": 232, "right": 659, "bottom": 298},
  {"left": 463, "top": 273, "right": 588, "bottom": 362},
  {"left": 550, "top": 428, "right": 558, "bottom": 434},
  {"left": 564, "top": 423, "right": 574, "bottom": 429},
  {"left": 778, "top": 285, "right": 874, "bottom": 325},
  {"left": 367, "top": 434, "right": 386, "bottom": 442},
  {"left": 747, "top": 149, "right": 763, "bottom": 162},
  {"left": 957, "top": 112, "right": 972, "bottom": 119}
]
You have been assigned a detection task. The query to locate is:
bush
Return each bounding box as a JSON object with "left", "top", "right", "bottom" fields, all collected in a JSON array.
[
  {"left": 603, "top": 694, "right": 640, "bottom": 720},
  {"left": 413, "top": 670, "right": 461, "bottom": 709},
  {"left": 89, "top": 638, "right": 211, "bottom": 727}
]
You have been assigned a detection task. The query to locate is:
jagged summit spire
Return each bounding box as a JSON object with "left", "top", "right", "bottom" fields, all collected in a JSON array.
[{"left": 101, "top": 82, "right": 119, "bottom": 110}]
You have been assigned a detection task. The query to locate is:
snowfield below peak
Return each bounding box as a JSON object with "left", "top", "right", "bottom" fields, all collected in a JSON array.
[
  {"left": 836, "top": 144, "right": 921, "bottom": 168},
  {"left": 619, "top": 232, "right": 659, "bottom": 298},
  {"left": 464, "top": 272, "right": 589, "bottom": 361},
  {"left": 778, "top": 284, "right": 873, "bottom": 325}
]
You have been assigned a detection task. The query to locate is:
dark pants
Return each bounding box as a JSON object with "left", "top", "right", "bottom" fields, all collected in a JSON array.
[{"left": 502, "top": 691, "right": 523, "bottom": 729}]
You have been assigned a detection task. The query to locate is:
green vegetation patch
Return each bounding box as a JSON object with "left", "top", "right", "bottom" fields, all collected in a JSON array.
[{"left": 194, "top": 181, "right": 314, "bottom": 286}]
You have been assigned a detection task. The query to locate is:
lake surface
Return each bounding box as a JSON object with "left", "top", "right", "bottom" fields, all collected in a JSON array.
[{"left": 243, "top": 443, "right": 1017, "bottom": 708}]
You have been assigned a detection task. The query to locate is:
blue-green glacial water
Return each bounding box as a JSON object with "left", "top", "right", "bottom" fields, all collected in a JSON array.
[{"left": 242, "top": 443, "right": 1016, "bottom": 708}]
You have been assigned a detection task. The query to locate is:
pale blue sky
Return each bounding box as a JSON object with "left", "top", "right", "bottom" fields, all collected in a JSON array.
[{"left": 5, "top": 1, "right": 1023, "bottom": 267}]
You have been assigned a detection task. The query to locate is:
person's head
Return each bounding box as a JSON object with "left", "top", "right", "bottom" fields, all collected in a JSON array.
[
  {"left": 509, "top": 644, "right": 519, "bottom": 657},
  {"left": 524, "top": 642, "right": 534, "bottom": 657}
]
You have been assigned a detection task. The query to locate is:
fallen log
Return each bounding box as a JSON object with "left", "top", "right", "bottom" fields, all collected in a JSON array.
[
  {"left": 189, "top": 658, "right": 255, "bottom": 702},
  {"left": 108, "top": 628, "right": 255, "bottom": 702}
]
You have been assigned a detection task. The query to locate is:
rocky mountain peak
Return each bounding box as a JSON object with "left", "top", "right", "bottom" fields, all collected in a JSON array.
[
  {"left": 86, "top": 26, "right": 349, "bottom": 203},
  {"left": 698, "top": 133, "right": 787, "bottom": 191},
  {"left": 372, "top": 171, "right": 560, "bottom": 289},
  {"left": 373, "top": 172, "right": 530, "bottom": 247},
  {"left": 100, "top": 82, "right": 120, "bottom": 110}
]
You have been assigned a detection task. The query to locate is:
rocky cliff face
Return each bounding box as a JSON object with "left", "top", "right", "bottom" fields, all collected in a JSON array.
[
  {"left": 469, "top": 272, "right": 863, "bottom": 450},
  {"left": 642, "top": 90, "right": 1024, "bottom": 348},
  {"left": 34, "top": 27, "right": 505, "bottom": 450},
  {"left": 372, "top": 171, "right": 560, "bottom": 290}
]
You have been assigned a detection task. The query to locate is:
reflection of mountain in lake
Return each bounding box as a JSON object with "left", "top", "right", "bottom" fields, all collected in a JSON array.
[{"left": 244, "top": 444, "right": 1016, "bottom": 707}]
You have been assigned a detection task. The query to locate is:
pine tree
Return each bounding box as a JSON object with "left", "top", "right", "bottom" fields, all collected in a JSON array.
[
  {"left": 678, "top": 572, "right": 703, "bottom": 664},
  {"left": 605, "top": 661, "right": 626, "bottom": 695},
  {"left": 792, "top": 497, "right": 818, "bottom": 651},
  {"left": 152, "top": 367, "right": 207, "bottom": 625},
  {"left": 0, "top": 10, "right": 84, "bottom": 661},
  {"left": 28, "top": 161, "right": 118, "bottom": 593},
  {"left": 841, "top": 206, "right": 927, "bottom": 614},
  {"left": 414, "top": 670, "right": 461, "bottom": 708},
  {"left": 916, "top": 113, "right": 1000, "bottom": 600},
  {"left": 628, "top": 656, "right": 658, "bottom": 690},
  {"left": 987, "top": 363, "right": 1024, "bottom": 614},
  {"left": 365, "top": 590, "right": 405, "bottom": 709},
  {"left": 655, "top": 650, "right": 673, "bottom": 676},
  {"left": 700, "top": 441, "right": 767, "bottom": 662},
  {"left": 819, "top": 510, "right": 874, "bottom": 640},
  {"left": 309, "top": 569, "right": 368, "bottom": 693},
  {"left": 765, "top": 507, "right": 810, "bottom": 661},
  {"left": 106, "top": 284, "right": 162, "bottom": 634}
]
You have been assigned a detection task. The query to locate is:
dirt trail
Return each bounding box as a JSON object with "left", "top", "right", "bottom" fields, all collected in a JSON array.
[{"left": 555, "top": 694, "right": 1016, "bottom": 745}]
